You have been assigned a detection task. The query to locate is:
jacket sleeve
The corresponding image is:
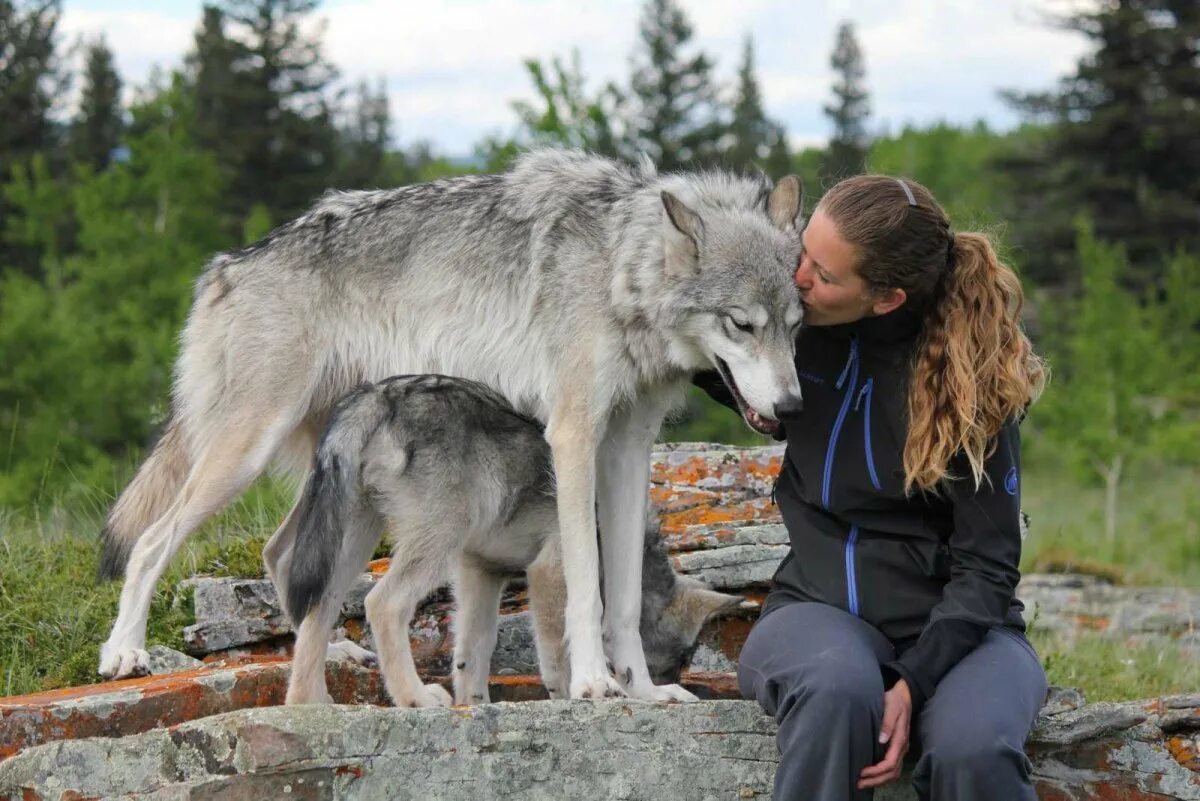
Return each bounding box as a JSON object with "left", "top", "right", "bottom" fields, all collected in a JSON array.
[
  {"left": 691, "top": 370, "right": 740, "bottom": 413},
  {"left": 880, "top": 418, "right": 1024, "bottom": 711},
  {"left": 690, "top": 370, "right": 788, "bottom": 442}
]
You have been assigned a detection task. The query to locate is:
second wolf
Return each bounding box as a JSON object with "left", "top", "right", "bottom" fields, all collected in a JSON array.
[
  {"left": 283, "top": 374, "right": 742, "bottom": 706},
  {"left": 99, "top": 148, "right": 805, "bottom": 700}
]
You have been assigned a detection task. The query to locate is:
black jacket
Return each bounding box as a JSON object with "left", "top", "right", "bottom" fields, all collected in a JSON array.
[{"left": 694, "top": 305, "right": 1026, "bottom": 711}]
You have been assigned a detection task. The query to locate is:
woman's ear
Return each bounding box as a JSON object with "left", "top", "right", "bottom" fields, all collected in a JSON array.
[{"left": 872, "top": 287, "right": 907, "bottom": 316}]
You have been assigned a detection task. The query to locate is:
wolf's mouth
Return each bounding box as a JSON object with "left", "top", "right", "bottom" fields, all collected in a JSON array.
[{"left": 713, "top": 358, "right": 781, "bottom": 436}]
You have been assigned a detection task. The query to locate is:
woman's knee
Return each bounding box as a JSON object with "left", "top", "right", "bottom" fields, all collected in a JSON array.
[
  {"left": 740, "top": 643, "right": 884, "bottom": 720},
  {"left": 917, "top": 730, "right": 1031, "bottom": 781}
]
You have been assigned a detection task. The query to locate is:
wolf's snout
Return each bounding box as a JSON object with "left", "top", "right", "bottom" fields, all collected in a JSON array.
[{"left": 774, "top": 395, "right": 804, "bottom": 418}]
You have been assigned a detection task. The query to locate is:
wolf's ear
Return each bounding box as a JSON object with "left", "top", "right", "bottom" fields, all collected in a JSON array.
[
  {"left": 768, "top": 175, "right": 804, "bottom": 232},
  {"left": 661, "top": 190, "right": 705, "bottom": 277}
]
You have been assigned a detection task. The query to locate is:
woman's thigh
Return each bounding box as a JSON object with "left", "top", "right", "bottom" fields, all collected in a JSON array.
[
  {"left": 737, "top": 601, "right": 895, "bottom": 715},
  {"left": 915, "top": 626, "right": 1047, "bottom": 755}
]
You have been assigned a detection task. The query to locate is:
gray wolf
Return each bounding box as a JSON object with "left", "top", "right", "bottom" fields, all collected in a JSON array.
[
  {"left": 281, "top": 374, "right": 742, "bottom": 706},
  {"left": 97, "top": 148, "right": 804, "bottom": 700}
]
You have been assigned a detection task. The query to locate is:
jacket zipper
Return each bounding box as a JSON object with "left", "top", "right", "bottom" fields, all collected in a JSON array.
[
  {"left": 822, "top": 335, "right": 859, "bottom": 510},
  {"left": 845, "top": 525, "right": 861, "bottom": 616},
  {"left": 854, "top": 377, "right": 882, "bottom": 491}
]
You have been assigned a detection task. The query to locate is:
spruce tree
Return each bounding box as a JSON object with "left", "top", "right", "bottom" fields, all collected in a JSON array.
[
  {"left": 726, "top": 36, "right": 772, "bottom": 173},
  {"left": 627, "top": 0, "right": 724, "bottom": 170},
  {"left": 823, "top": 21, "right": 870, "bottom": 180},
  {"left": 184, "top": 0, "right": 339, "bottom": 227},
  {"left": 1001, "top": 0, "right": 1200, "bottom": 289},
  {"left": 331, "top": 78, "right": 391, "bottom": 188},
  {"left": 68, "top": 36, "right": 122, "bottom": 171},
  {"left": 0, "top": 0, "right": 66, "bottom": 276}
]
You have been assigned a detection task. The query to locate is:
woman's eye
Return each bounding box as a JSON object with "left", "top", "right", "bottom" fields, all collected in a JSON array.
[{"left": 818, "top": 273, "right": 832, "bottom": 284}]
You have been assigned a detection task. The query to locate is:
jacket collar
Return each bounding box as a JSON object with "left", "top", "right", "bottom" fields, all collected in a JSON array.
[{"left": 819, "top": 304, "right": 924, "bottom": 345}]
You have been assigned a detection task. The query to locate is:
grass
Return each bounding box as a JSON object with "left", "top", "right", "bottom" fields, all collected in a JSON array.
[
  {"left": 0, "top": 476, "right": 289, "bottom": 696},
  {"left": 0, "top": 458, "right": 1195, "bottom": 700},
  {"left": 1019, "top": 458, "right": 1200, "bottom": 587},
  {"left": 1030, "top": 629, "right": 1200, "bottom": 702}
]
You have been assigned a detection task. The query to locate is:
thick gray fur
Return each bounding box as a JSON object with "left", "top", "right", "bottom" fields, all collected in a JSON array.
[
  {"left": 283, "top": 374, "right": 741, "bottom": 706},
  {"left": 97, "top": 147, "right": 804, "bottom": 693}
]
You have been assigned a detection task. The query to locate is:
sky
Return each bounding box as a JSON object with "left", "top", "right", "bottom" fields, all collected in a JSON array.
[{"left": 59, "top": 0, "right": 1095, "bottom": 156}]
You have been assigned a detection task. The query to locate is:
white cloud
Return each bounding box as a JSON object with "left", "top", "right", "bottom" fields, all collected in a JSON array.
[{"left": 59, "top": 0, "right": 1093, "bottom": 153}]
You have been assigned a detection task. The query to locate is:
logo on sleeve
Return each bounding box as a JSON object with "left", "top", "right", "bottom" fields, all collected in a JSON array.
[{"left": 1004, "top": 466, "right": 1019, "bottom": 496}]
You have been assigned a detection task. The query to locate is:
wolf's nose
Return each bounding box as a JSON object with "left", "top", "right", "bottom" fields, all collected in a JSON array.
[{"left": 775, "top": 395, "right": 804, "bottom": 417}]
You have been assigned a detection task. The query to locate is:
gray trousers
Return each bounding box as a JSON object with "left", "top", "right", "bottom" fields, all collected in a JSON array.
[{"left": 737, "top": 601, "right": 1047, "bottom": 801}]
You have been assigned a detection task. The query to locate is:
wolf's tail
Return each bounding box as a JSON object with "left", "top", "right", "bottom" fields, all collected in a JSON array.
[
  {"left": 285, "top": 386, "right": 389, "bottom": 625},
  {"left": 99, "top": 418, "right": 190, "bottom": 580}
]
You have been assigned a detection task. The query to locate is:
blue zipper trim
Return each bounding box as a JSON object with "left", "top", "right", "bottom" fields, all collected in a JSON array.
[
  {"left": 854, "top": 377, "right": 882, "bottom": 491},
  {"left": 845, "top": 525, "right": 860, "bottom": 616},
  {"left": 822, "top": 336, "right": 859, "bottom": 510}
]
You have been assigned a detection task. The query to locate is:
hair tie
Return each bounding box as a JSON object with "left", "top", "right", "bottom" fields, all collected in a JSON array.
[
  {"left": 896, "top": 178, "right": 916, "bottom": 206},
  {"left": 945, "top": 230, "right": 956, "bottom": 271}
]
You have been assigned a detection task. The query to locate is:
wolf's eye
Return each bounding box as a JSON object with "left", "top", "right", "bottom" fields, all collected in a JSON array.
[{"left": 726, "top": 315, "right": 754, "bottom": 335}]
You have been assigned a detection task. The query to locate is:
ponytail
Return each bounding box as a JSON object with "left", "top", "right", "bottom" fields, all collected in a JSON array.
[{"left": 904, "top": 232, "right": 1046, "bottom": 492}]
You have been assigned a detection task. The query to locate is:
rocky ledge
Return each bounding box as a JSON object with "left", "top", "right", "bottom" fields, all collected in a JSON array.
[{"left": 2, "top": 688, "right": 1198, "bottom": 800}]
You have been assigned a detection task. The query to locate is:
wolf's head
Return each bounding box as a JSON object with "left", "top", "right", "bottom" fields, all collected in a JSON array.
[{"left": 659, "top": 176, "right": 805, "bottom": 436}]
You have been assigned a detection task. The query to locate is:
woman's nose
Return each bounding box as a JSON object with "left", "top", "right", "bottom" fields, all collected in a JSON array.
[{"left": 794, "top": 259, "right": 812, "bottom": 289}]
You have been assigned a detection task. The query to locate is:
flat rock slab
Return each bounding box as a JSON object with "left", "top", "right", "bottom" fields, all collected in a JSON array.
[
  {"left": 4, "top": 694, "right": 1199, "bottom": 800},
  {"left": 0, "top": 700, "right": 781, "bottom": 801},
  {"left": 0, "top": 656, "right": 738, "bottom": 763}
]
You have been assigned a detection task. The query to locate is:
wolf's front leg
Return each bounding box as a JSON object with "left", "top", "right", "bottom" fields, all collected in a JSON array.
[
  {"left": 597, "top": 395, "right": 697, "bottom": 703},
  {"left": 546, "top": 391, "right": 624, "bottom": 700}
]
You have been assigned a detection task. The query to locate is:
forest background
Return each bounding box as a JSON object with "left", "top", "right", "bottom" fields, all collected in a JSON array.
[{"left": 1, "top": 0, "right": 1197, "bottom": 697}]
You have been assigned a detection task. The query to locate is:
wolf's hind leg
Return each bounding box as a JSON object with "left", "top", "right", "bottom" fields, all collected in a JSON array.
[
  {"left": 99, "top": 412, "right": 300, "bottom": 679},
  {"left": 451, "top": 557, "right": 507, "bottom": 705},
  {"left": 264, "top": 493, "right": 377, "bottom": 666},
  {"left": 285, "top": 503, "right": 383, "bottom": 704},
  {"left": 365, "top": 532, "right": 455, "bottom": 709}
]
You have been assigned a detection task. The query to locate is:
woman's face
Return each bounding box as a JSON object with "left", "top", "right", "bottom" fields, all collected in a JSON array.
[{"left": 793, "top": 209, "right": 878, "bottom": 326}]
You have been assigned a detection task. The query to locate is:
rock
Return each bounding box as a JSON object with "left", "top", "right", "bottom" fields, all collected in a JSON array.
[
  {"left": 1041, "top": 685, "right": 1087, "bottom": 715},
  {"left": 0, "top": 700, "right": 780, "bottom": 801},
  {"left": 4, "top": 692, "right": 1200, "bottom": 800},
  {"left": 145, "top": 645, "right": 204, "bottom": 675}
]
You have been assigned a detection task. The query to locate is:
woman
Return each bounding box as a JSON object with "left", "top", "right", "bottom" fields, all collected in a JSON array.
[{"left": 697, "top": 175, "right": 1048, "bottom": 800}]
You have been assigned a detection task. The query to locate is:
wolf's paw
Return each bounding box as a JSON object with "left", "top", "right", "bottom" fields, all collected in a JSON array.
[
  {"left": 325, "top": 639, "right": 376, "bottom": 667},
  {"left": 98, "top": 643, "right": 150, "bottom": 680},
  {"left": 285, "top": 686, "right": 334, "bottom": 705},
  {"left": 633, "top": 682, "right": 698, "bottom": 703},
  {"left": 569, "top": 673, "right": 626, "bottom": 700},
  {"left": 397, "top": 682, "right": 453, "bottom": 709}
]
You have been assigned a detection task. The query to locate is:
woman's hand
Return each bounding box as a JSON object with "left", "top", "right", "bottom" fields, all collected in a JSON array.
[{"left": 858, "top": 678, "right": 912, "bottom": 790}]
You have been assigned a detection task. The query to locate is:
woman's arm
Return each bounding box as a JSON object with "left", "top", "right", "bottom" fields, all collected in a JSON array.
[
  {"left": 691, "top": 370, "right": 740, "bottom": 412},
  {"left": 880, "top": 418, "right": 1024, "bottom": 711}
]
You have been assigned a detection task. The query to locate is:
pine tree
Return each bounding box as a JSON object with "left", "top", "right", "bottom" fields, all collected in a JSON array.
[
  {"left": 187, "top": 5, "right": 239, "bottom": 169},
  {"left": 627, "top": 0, "right": 724, "bottom": 170},
  {"left": 68, "top": 36, "right": 122, "bottom": 171},
  {"left": 823, "top": 21, "right": 870, "bottom": 180},
  {"left": 331, "top": 78, "right": 391, "bottom": 189},
  {"left": 1001, "top": 0, "right": 1200, "bottom": 289},
  {"left": 725, "top": 36, "right": 772, "bottom": 172},
  {"left": 0, "top": 0, "right": 66, "bottom": 276},
  {"left": 184, "top": 0, "right": 339, "bottom": 226},
  {"left": 0, "top": 0, "right": 61, "bottom": 169}
]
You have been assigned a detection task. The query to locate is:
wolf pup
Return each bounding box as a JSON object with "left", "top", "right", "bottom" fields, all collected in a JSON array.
[
  {"left": 98, "top": 148, "right": 804, "bottom": 701},
  {"left": 281, "top": 374, "right": 742, "bottom": 706}
]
